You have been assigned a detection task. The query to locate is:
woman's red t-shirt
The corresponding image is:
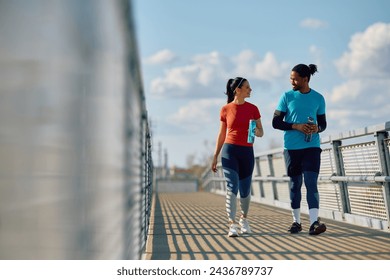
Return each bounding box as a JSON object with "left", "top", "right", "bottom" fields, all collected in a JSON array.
[{"left": 220, "top": 102, "right": 261, "bottom": 147}]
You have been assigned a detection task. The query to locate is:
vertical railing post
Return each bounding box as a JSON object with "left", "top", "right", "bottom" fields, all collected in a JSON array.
[
  {"left": 267, "top": 154, "right": 278, "bottom": 200},
  {"left": 254, "top": 157, "right": 265, "bottom": 198},
  {"left": 332, "top": 140, "right": 351, "bottom": 215},
  {"left": 374, "top": 131, "right": 390, "bottom": 230}
]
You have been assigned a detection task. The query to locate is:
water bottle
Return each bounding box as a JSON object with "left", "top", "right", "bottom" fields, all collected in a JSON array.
[
  {"left": 247, "top": 119, "right": 256, "bottom": 143},
  {"left": 304, "top": 117, "right": 314, "bottom": 142}
]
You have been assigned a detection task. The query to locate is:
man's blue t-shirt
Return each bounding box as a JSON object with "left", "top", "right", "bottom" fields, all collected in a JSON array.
[{"left": 276, "top": 89, "right": 326, "bottom": 150}]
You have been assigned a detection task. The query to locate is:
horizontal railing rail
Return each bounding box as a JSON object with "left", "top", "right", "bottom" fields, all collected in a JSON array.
[{"left": 319, "top": 175, "right": 390, "bottom": 184}]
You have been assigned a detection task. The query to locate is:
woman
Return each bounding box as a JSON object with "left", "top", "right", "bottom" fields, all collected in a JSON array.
[{"left": 212, "top": 77, "right": 264, "bottom": 237}]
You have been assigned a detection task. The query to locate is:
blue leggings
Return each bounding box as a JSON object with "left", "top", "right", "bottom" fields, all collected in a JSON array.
[
  {"left": 221, "top": 144, "right": 254, "bottom": 221},
  {"left": 284, "top": 148, "right": 322, "bottom": 209}
]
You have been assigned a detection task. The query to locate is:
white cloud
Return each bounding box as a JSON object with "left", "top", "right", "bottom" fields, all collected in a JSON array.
[
  {"left": 192, "top": 51, "right": 232, "bottom": 86},
  {"left": 149, "top": 50, "right": 289, "bottom": 99},
  {"left": 330, "top": 77, "right": 390, "bottom": 106},
  {"left": 300, "top": 18, "right": 328, "bottom": 29},
  {"left": 167, "top": 98, "right": 224, "bottom": 132},
  {"left": 335, "top": 22, "right": 390, "bottom": 79},
  {"left": 234, "top": 51, "right": 290, "bottom": 81},
  {"left": 150, "top": 51, "right": 233, "bottom": 98},
  {"left": 145, "top": 49, "right": 177, "bottom": 65},
  {"left": 329, "top": 80, "right": 362, "bottom": 103},
  {"left": 329, "top": 22, "right": 390, "bottom": 128},
  {"left": 326, "top": 108, "right": 373, "bottom": 128},
  {"left": 150, "top": 64, "right": 198, "bottom": 97}
]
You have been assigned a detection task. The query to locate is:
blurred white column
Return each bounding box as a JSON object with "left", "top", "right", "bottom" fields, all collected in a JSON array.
[{"left": 0, "top": 0, "right": 142, "bottom": 259}]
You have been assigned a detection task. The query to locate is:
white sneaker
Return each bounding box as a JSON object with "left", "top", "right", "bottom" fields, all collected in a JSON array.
[
  {"left": 239, "top": 218, "right": 252, "bottom": 234},
  {"left": 228, "top": 224, "right": 239, "bottom": 237}
]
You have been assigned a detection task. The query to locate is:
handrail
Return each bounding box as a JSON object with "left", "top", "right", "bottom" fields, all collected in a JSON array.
[
  {"left": 252, "top": 175, "right": 390, "bottom": 184},
  {"left": 319, "top": 175, "right": 390, "bottom": 184},
  {"left": 321, "top": 121, "right": 390, "bottom": 143}
]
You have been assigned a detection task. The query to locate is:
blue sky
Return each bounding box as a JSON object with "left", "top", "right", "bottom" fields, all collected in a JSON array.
[{"left": 133, "top": 0, "right": 390, "bottom": 167}]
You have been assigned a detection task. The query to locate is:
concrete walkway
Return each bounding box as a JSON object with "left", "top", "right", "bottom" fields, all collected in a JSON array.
[{"left": 144, "top": 192, "right": 390, "bottom": 260}]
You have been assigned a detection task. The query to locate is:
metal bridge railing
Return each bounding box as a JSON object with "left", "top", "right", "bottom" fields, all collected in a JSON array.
[
  {"left": 0, "top": 0, "right": 153, "bottom": 259},
  {"left": 201, "top": 121, "right": 390, "bottom": 231}
]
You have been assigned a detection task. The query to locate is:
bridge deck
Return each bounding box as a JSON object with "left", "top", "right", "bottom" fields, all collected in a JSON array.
[{"left": 144, "top": 192, "right": 390, "bottom": 260}]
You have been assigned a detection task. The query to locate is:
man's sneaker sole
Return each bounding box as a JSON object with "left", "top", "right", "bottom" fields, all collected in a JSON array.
[
  {"left": 309, "top": 223, "right": 326, "bottom": 235},
  {"left": 228, "top": 232, "right": 238, "bottom": 238}
]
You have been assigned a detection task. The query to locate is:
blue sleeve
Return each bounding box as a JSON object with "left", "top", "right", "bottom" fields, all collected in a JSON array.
[
  {"left": 318, "top": 95, "right": 326, "bottom": 115},
  {"left": 276, "top": 93, "right": 287, "bottom": 113}
]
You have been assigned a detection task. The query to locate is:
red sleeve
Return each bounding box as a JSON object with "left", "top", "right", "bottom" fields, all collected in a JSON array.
[{"left": 255, "top": 106, "right": 261, "bottom": 119}]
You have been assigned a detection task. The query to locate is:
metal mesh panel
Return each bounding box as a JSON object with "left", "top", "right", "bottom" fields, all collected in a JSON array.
[
  {"left": 318, "top": 184, "right": 343, "bottom": 211},
  {"left": 320, "top": 148, "right": 336, "bottom": 176},
  {"left": 273, "top": 154, "right": 287, "bottom": 176},
  {"left": 272, "top": 152, "right": 289, "bottom": 203},
  {"left": 298, "top": 183, "right": 343, "bottom": 212},
  {"left": 341, "top": 142, "right": 380, "bottom": 176},
  {"left": 340, "top": 141, "right": 386, "bottom": 220},
  {"left": 140, "top": 129, "right": 153, "bottom": 253},
  {"left": 259, "top": 156, "right": 271, "bottom": 176},
  {"left": 275, "top": 183, "right": 290, "bottom": 203},
  {"left": 318, "top": 148, "right": 342, "bottom": 211},
  {"left": 348, "top": 186, "right": 387, "bottom": 220}
]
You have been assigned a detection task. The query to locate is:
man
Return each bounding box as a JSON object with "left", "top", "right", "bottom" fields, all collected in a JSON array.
[{"left": 272, "top": 63, "right": 327, "bottom": 235}]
